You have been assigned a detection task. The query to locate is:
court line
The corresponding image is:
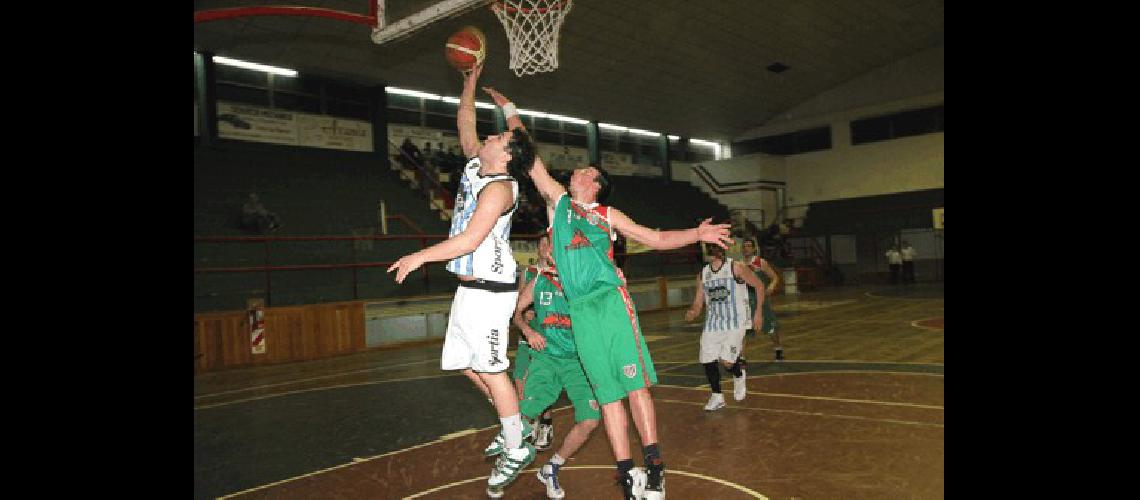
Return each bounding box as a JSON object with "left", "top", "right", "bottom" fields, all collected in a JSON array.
[
  {"left": 910, "top": 317, "right": 945, "bottom": 331},
  {"left": 661, "top": 369, "right": 943, "bottom": 382},
  {"left": 654, "top": 398, "right": 943, "bottom": 428},
  {"left": 654, "top": 383, "right": 943, "bottom": 410},
  {"left": 195, "top": 373, "right": 460, "bottom": 410},
  {"left": 217, "top": 406, "right": 575, "bottom": 499},
  {"left": 195, "top": 358, "right": 439, "bottom": 399},
  {"left": 402, "top": 465, "right": 768, "bottom": 499}
]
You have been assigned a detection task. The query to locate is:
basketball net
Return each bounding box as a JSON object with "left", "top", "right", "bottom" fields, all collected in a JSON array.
[{"left": 491, "top": 0, "right": 573, "bottom": 76}]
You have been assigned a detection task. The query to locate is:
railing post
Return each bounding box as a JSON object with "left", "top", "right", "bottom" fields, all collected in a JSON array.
[
  {"left": 350, "top": 237, "right": 359, "bottom": 300},
  {"left": 264, "top": 237, "right": 272, "bottom": 307}
]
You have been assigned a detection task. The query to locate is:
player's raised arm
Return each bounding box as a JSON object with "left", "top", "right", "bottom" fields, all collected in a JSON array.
[
  {"left": 458, "top": 64, "right": 484, "bottom": 159},
  {"left": 610, "top": 209, "right": 733, "bottom": 251},
  {"left": 482, "top": 87, "right": 566, "bottom": 208},
  {"left": 387, "top": 181, "right": 512, "bottom": 283}
]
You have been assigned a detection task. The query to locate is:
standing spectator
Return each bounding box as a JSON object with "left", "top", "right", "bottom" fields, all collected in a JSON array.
[
  {"left": 399, "top": 138, "right": 421, "bottom": 168},
  {"left": 241, "top": 193, "right": 282, "bottom": 234},
  {"left": 885, "top": 246, "right": 902, "bottom": 285},
  {"left": 900, "top": 241, "right": 917, "bottom": 284}
]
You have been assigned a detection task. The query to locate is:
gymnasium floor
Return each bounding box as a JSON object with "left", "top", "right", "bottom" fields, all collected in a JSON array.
[{"left": 194, "top": 283, "right": 944, "bottom": 499}]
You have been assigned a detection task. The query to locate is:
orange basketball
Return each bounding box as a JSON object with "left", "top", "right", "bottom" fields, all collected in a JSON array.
[{"left": 445, "top": 26, "right": 486, "bottom": 72}]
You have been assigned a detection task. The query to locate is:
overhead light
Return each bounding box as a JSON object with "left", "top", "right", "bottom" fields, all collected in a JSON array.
[
  {"left": 628, "top": 128, "right": 661, "bottom": 137},
  {"left": 689, "top": 138, "right": 719, "bottom": 148},
  {"left": 667, "top": 135, "right": 680, "bottom": 141},
  {"left": 213, "top": 55, "right": 297, "bottom": 77},
  {"left": 598, "top": 123, "right": 628, "bottom": 132}
]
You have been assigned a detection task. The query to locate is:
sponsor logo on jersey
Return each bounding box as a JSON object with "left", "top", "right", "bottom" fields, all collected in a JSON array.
[
  {"left": 489, "top": 328, "right": 503, "bottom": 365},
  {"left": 540, "top": 313, "right": 573, "bottom": 330},
  {"left": 707, "top": 285, "right": 730, "bottom": 302},
  {"left": 623, "top": 363, "right": 637, "bottom": 378},
  {"left": 491, "top": 238, "right": 504, "bottom": 273},
  {"left": 566, "top": 228, "right": 592, "bottom": 251}
]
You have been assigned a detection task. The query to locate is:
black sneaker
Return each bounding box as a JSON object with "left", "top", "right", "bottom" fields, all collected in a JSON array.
[
  {"left": 644, "top": 459, "right": 665, "bottom": 499},
  {"left": 775, "top": 349, "right": 785, "bottom": 361}
]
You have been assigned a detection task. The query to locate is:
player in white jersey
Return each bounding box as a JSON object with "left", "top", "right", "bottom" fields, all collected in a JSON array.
[
  {"left": 388, "top": 64, "right": 537, "bottom": 497},
  {"left": 685, "top": 244, "right": 767, "bottom": 411}
]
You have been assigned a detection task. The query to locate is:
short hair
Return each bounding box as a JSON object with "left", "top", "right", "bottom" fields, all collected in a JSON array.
[
  {"left": 709, "top": 244, "right": 726, "bottom": 257},
  {"left": 505, "top": 128, "right": 536, "bottom": 179},
  {"left": 591, "top": 165, "right": 612, "bottom": 204}
]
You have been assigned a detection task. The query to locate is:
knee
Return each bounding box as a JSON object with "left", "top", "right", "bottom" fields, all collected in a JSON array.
[{"left": 578, "top": 419, "right": 600, "bottom": 433}]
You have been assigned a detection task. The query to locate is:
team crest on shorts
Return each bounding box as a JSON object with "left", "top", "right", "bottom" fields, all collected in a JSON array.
[
  {"left": 589, "top": 399, "right": 599, "bottom": 411},
  {"left": 623, "top": 363, "right": 637, "bottom": 378},
  {"left": 730, "top": 346, "right": 737, "bottom": 354}
]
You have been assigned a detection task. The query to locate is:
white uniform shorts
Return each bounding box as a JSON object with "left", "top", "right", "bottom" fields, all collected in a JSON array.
[
  {"left": 441, "top": 281, "right": 518, "bottom": 373},
  {"left": 699, "top": 328, "right": 747, "bottom": 364}
]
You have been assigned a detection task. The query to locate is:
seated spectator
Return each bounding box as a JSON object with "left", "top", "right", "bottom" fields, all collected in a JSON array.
[{"left": 240, "top": 193, "right": 282, "bottom": 233}]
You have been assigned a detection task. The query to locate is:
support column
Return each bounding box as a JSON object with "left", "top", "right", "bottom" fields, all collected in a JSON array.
[
  {"left": 369, "top": 84, "right": 389, "bottom": 165},
  {"left": 194, "top": 51, "right": 218, "bottom": 146},
  {"left": 586, "top": 121, "right": 600, "bottom": 166}
]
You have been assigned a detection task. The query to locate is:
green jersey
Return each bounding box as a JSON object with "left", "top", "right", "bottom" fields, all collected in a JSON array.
[
  {"left": 531, "top": 268, "right": 576, "bottom": 359},
  {"left": 549, "top": 193, "right": 623, "bottom": 300},
  {"left": 521, "top": 265, "right": 542, "bottom": 333}
]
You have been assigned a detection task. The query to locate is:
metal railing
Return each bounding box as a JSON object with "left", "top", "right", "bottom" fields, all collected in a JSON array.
[{"left": 194, "top": 232, "right": 704, "bottom": 308}]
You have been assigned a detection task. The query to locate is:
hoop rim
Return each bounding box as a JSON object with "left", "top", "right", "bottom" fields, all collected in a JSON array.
[{"left": 490, "top": 0, "right": 569, "bottom": 15}]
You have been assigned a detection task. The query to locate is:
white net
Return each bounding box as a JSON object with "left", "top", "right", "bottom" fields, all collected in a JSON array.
[{"left": 491, "top": 0, "right": 573, "bottom": 76}]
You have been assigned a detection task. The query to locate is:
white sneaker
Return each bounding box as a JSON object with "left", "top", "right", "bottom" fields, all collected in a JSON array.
[
  {"left": 619, "top": 467, "right": 647, "bottom": 499},
  {"left": 704, "top": 392, "right": 726, "bottom": 411},
  {"left": 733, "top": 368, "right": 747, "bottom": 401},
  {"left": 534, "top": 423, "right": 554, "bottom": 451},
  {"left": 536, "top": 462, "right": 566, "bottom": 498},
  {"left": 488, "top": 442, "right": 536, "bottom": 491}
]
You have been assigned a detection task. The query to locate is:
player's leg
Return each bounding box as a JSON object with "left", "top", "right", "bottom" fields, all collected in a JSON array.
[
  {"left": 537, "top": 359, "right": 601, "bottom": 499},
  {"left": 463, "top": 287, "right": 535, "bottom": 496},
  {"left": 700, "top": 332, "right": 726, "bottom": 411},
  {"left": 569, "top": 290, "right": 646, "bottom": 500},
  {"left": 721, "top": 329, "right": 748, "bottom": 401},
  {"left": 608, "top": 288, "right": 665, "bottom": 500}
]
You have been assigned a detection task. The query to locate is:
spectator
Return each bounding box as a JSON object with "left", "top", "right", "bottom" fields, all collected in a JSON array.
[
  {"left": 399, "top": 138, "right": 421, "bottom": 169},
  {"left": 241, "top": 193, "right": 282, "bottom": 234},
  {"left": 885, "top": 246, "right": 902, "bottom": 284},
  {"left": 900, "top": 241, "right": 917, "bottom": 284}
]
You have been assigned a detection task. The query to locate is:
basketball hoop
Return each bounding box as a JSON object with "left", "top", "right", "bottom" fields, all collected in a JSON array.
[{"left": 491, "top": 0, "right": 572, "bottom": 76}]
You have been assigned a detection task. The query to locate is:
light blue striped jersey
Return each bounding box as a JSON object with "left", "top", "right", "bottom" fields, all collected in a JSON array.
[
  {"left": 444, "top": 157, "right": 518, "bottom": 281},
  {"left": 701, "top": 258, "right": 753, "bottom": 332}
]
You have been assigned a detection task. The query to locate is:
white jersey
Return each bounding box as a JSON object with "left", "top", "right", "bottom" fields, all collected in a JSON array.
[
  {"left": 701, "top": 258, "right": 752, "bottom": 332},
  {"left": 445, "top": 157, "right": 519, "bottom": 282}
]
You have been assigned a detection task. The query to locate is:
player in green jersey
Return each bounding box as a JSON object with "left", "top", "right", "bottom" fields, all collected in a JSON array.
[
  {"left": 742, "top": 239, "right": 784, "bottom": 361},
  {"left": 512, "top": 233, "right": 556, "bottom": 450},
  {"left": 516, "top": 243, "right": 601, "bottom": 499},
  {"left": 483, "top": 86, "right": 732, "bottom": 500}
]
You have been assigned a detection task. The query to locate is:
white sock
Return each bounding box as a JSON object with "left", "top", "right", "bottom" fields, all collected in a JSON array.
[
  {"left": 501, "top": 414, "right": 523, "bottom": 449},
  {"left": 550, "top": 453, "right": 566, "bottom": 465}
]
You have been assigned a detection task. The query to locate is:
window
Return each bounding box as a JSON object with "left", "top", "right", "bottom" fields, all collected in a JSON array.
[{"left": 852, "top": 104, "right": 944, "bottom": 145}]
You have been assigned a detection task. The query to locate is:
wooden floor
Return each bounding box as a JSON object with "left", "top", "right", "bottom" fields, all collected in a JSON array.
[{"left": 194, "top": 283, "right": 944, "bottom": 499}]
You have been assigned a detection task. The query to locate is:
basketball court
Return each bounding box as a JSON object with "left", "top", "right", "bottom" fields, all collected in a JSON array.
[
  {"left": 195, "top": 1, "right": 944, "bottom": 497},
  {"left": 195, "top": 285, "right": 943, "bottom": 499}
]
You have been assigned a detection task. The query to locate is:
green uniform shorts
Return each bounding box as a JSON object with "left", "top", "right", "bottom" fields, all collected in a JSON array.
[
  {"left": 520, "top": 350, "right": 601, "bottom": 422},
  {"left": 569, "top": 285, "right": 658, "bottom": 405}
]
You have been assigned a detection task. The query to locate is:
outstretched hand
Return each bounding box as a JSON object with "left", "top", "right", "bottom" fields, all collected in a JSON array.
[
  {"left": 387, "top": 253, "right": 425, "bottom": 284},
  {"left": 462, "top": 62, "right": 484, "bottom": 85},
  {"left": 482, "top": 86, "right": 510, "bottom": 106},
  {"left": 696, "top": 218, "right": 734, "bottom": 249}
]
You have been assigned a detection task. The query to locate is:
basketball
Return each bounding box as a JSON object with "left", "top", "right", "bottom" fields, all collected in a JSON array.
[{"left": 445, "top": 26, "right": 486, "bottom": 72}]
